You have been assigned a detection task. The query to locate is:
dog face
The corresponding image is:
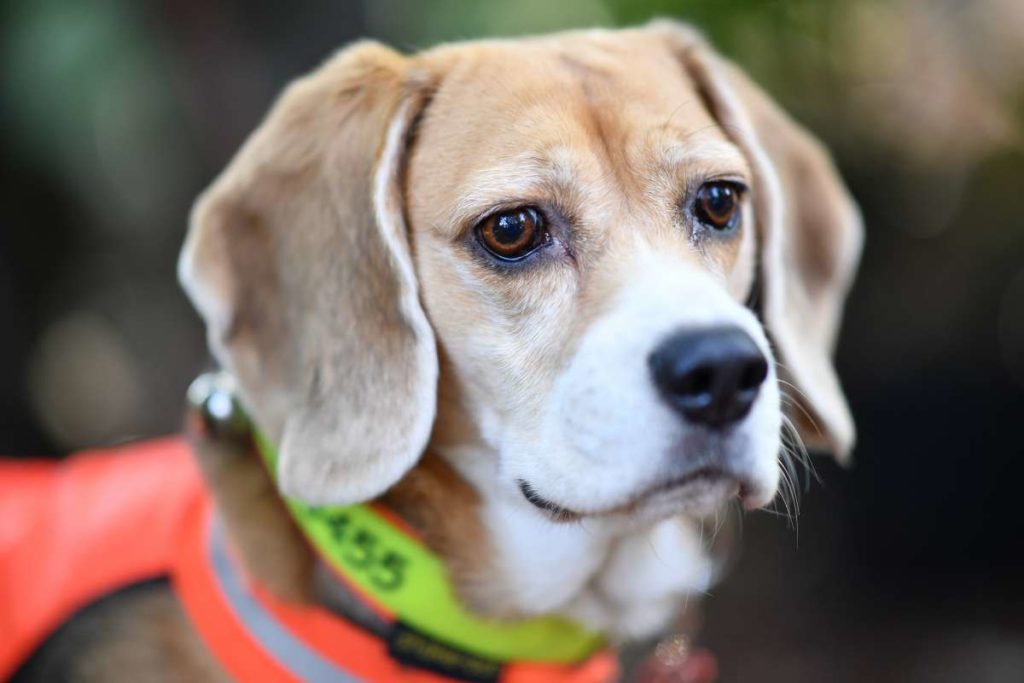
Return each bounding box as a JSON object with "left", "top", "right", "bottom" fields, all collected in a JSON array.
[
  {"left": 407, "top": 35, "right": 777, "bottom": 520},
  {"left": 179, "top": 24, "right": 861, "bottom": 523}
]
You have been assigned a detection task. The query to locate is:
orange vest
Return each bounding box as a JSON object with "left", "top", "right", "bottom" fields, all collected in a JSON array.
[{"left": 0, "top": 439, "right": 616, "bottom": 683}]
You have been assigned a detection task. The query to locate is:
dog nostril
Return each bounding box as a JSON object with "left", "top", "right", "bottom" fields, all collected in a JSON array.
[
  {"left": 679, "top": 365, "right": 714, "bottom": 399},
  {"left": 739, "top": 358, "right": 769, "bottom": 392},
  {"left": 648, "top": 326, "right": 768, "bottom": 429}
]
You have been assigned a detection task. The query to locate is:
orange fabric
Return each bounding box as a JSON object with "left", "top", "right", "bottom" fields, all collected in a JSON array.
[
  {"left": 0, "top": 438, "right": 617, "bottom": 683},
  {"left": 172, "top": 499, "right": 302, "bottom": 682},
  {"left": 177, "top": 499, "right": 453, "bottom": 683},
  {"left": 174, "top": 500, "right": 617, "bottom": 683},
  {"left": 506, "top": 654, "right": 619, "bottom": 683},
  {"left": 259, "top": 575, "right": 618, "bottom": 683},
  {"left": 0, "top": 438, "right": 204, "bottom": 679}
]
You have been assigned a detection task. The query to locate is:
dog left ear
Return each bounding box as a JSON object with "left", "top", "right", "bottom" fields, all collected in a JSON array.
[
  {"left": 652, "top": 21, "right": 864, "bottom": 461},
  {"left": 179, "top": 43, "right": 439, "bottom": 504}
]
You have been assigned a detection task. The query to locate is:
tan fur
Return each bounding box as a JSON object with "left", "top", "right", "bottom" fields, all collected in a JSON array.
[
  {"left": 70, "top": 591, "right": 227, "bottom": 682},
  {"left": 189, "top": 425, "right": 315, "bottom": 603},
  {"left": 656, "top": 22, "right": 863, "bottom": 455},
  {"left": 405, "top": 31, "right": 761, "bottom": 444},
  {"left": 402, "top": 27, "right": 858, "bottom": 464},
  {"left": 26, "top": 585, "right": 228, "bottom": 682},
  {"left": 180, "top": 42, "right": 441, "bottom": 506},
  {"left": 382, "top": 451, "right": 491, "bottom": 612}
]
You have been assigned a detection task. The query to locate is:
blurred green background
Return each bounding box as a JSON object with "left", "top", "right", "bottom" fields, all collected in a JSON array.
[{"left": 2, "top": 1, "right": 1023, "bottom": 681}]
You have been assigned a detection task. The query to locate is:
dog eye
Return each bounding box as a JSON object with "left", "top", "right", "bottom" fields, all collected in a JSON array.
[
  {"left": 694, "top": 181, "right": 742, "bottom": 232},
  {"left": 475, "top": 207, "right": 548, "bottom": 260}
]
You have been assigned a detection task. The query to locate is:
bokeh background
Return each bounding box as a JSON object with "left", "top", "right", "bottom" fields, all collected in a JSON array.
[{"left": 2, "top": 0, "right": 1022, "bottom": 680}]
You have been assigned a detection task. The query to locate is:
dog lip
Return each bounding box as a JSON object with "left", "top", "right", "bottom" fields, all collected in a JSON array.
[
  {"left": 641, "top": 466, "right": 766, "bottom": 512},
  {"left": 517, "top": 479, "right": 560, "bottom": 513},
  {"left": 517, "top": 467, "right": 752, "bottom": 521},
  {"left": 649, "top": 466, "right": 734, "bottom": 495},
  {"left": 517, "top": 479, "right": 582, "bottom": 522}
]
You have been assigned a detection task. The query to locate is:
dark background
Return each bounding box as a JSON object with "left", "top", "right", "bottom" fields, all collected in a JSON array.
[{"left": 2, "top": 0, "right": 1022, "bottom": 680}]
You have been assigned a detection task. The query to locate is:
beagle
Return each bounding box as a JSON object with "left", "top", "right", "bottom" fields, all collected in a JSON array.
[{"left": 9, "top": 21, "right": 861, "bottom": 682}]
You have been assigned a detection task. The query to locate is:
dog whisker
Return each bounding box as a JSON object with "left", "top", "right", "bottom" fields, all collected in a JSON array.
[
  {"left": 781, "top": 402, "right": 820, "bottom": 488},
  {"left": 774, "top": 369, "right": 827, "bottom": 440}
]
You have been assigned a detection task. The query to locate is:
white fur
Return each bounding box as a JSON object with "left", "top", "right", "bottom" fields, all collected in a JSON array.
[
  {"left": 448, "top": 444, "right": 717, "bottom": 641},
  {"left": 505, "top": 250, "right": 780, "bottom": 515},
  {"left": 441, "top": 248, "right": 781, "bottom": 639}
]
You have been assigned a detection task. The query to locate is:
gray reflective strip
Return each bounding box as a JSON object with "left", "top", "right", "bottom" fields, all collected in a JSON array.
[{"left": 209, "top": 523, "right": 362, "bottom": 682}]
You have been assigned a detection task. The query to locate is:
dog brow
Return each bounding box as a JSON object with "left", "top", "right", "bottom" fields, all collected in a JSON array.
[
  {"left": 655, "top": 136, "right": 748, "bottom": 173},
  {"left": 450, "top": 150, "right": 583, "bottom": 228}
]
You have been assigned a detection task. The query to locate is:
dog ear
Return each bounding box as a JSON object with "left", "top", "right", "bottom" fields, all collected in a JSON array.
[
  {"left": 179, "top": 42, "right": 438, "bottom": 503},
  {"left": 653, "top": 22, "right": 864, "bottom": 461}
]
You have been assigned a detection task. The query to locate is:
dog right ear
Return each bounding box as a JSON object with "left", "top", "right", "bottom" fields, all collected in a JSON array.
[
  {"left": 651, "top": 21, "right": 864, "bottom": 461},
  {"left": 179, "top": 42, "right": 439, "bottom": 505}
]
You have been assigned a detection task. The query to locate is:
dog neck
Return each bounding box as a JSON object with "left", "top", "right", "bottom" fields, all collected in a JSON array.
[
  {"left": 190, "top": 398, "right": 713, "bottom": 647},
  {"left": 194, "top": 423, "right": 711, "bottom": 646}
]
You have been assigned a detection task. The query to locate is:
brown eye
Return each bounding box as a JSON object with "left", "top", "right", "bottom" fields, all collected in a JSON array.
[
  {"left": 475, "top": 207, "right": 547, "bottom": 260},
  {"left": 694, "top": 181, "right": 741, "bottom": 231}
]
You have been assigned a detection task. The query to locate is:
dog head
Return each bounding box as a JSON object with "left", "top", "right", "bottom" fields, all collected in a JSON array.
[{"left": 180, "top": 23, "right": 861, "bottom": 525}]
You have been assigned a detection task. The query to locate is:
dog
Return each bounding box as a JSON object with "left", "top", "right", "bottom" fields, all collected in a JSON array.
[{"left": 4, "top": 21, "right": 861, "bottom": 682}]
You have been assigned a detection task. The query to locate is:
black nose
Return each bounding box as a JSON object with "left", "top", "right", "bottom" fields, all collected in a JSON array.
[{"left": 648, "top": 326, "right": 769, "bottom": 429}]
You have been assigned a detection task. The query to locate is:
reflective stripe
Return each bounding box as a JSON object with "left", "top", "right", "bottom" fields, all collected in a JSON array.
[{"left": 209, "top": 524, "right": 360, "bottom": 683}]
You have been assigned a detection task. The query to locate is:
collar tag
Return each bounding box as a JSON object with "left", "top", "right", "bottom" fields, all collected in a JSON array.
[{"left": 387, "top": 622, "right": 502, "bottom": 683}]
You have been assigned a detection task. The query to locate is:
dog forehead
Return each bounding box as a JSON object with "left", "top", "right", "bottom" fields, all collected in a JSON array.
[{"left": 407, "top": 35, "right": 729, "bottom": 230}]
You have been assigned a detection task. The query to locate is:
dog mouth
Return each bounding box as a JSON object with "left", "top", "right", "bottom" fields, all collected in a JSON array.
[{"left": 517, "top": 467, "right": 753, "bottom": 522}]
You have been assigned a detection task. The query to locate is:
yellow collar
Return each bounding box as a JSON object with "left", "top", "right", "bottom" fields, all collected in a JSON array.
[{"left": 251, "top": 427, "right": 604, "bottom": 666}]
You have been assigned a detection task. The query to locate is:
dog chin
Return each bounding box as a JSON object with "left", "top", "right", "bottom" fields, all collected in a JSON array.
[{"left": 636, "top": 472, "right": 745, "bottom": 520}]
